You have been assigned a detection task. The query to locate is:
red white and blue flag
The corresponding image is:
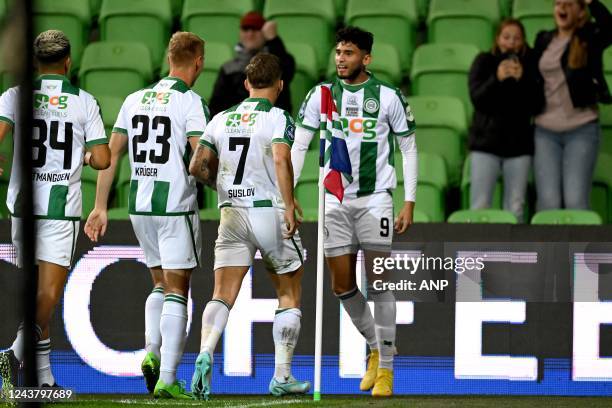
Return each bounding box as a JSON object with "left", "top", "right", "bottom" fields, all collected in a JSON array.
[{"left": 320, "top": 85, "right": 352, "bottom": 202}]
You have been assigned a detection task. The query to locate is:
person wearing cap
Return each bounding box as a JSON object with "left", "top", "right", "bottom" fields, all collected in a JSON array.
[{"left": 208, "top": 11, "right": 295, "bottom": 115}]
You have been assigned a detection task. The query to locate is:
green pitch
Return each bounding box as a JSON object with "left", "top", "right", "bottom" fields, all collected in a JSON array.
[{"left": 46, "top": 394, "right": 612, "bottom": 408}]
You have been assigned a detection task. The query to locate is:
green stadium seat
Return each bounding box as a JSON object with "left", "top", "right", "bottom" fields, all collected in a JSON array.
[
  {"left": 99, "top": 0, "right": 172, "bottom": 70},
  {"left": 0, "top": 60, "right": 13, "bottom": 93},
  {"left": 81, "top": 165, "right": 98, "bottom": 218},
  {"left": 499, "top": 0, "right": 512, "bottom": 18},
  {"left": 200, "top": 188, "right": 220, "bottom": 220},
  {"left": 345, "top": 0, "right": 418, "bottom": 74},
  {"left": 181, "top": 0, "right": 254, "bottom": 49},
  {"left": 395, "top": 151, "right": 447, "bottom": 222},
  {"left": 0, "top": 0, "right": 7, "bottom": 22},
  {"left": 90, "top": 0, "right": 101, "bottom": 17},
  {"left": 107, "top": 206, "right": 129, "bottom": 220},
  {"left": 460, "top": 154, "right": 503, "bottom": 210},
  {"left": 417, "top": 0, "right": 429, "bottom": 21},
  {"left": 326, "top": 42, "right": 402, "bottom": 86},
  {"left": 427, "top": 0, "right": 500, "bottom": 51},
  {"left": 0, "top": 132, "right": 12, "bottom": 218},
  {"left": 287, "top": 42, "right": 318, "bottom": 117},
  {"left": 601, "top": 104, "right": 612, "bottom": 157},
  {"left": 79, "top": 42, "right": 153, "bottom": 100},
  {"left": 512, "top": 0, "right": 556, "bottom": 46},
  {"left": 410, "top": 43, "right": 480, "bottom": 120},
  {"left": 115, "top": 153, "right": 131, "bottom": 208},
  {"left": 408, "top": 96, "right": 467, "bottom": 186},
  {"left": 531, "top": 209, "right": 603, "bottom": 225},
  {"left": 604, "top": 46, "right": 612, "bottom": 81},
  {"left": 294, "top": 178, "right": 319, "bottom": 221},
  {"left": 334, "top": 0, "right": 347, "bottom": 21},
  {"left": 413, "top": 209, "right": 430, "bottom": 223},
  {"left": 448, "top": 209, "right": 518, "bottom": 224},
  {"left": 592, "top": 152, "right": 612, "bottom": 223},
  {"left": 33, "top": 0, "right": 92, "bottom": 73},
  {"left": 264, "top": 0, "right": 336, "bottom": 73},
  {"left": 171, "top": 0, "right": 183, "bottom": 19},
  {"left": 97, "top": 95, "right": 123, "bottom": 136},
  {"left": 195, "top": 42, "right": 233, "bottom": 102}
]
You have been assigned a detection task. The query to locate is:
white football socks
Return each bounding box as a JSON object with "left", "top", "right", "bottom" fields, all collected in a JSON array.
[
  {"left": 371, "top": 290, "right": 396, "bottom": 370},
  {"left": 199, "top": 299, "right": 230, "bottom": 355},
  {"left": 144, "top": 287, "right": 164, "bottom": 359},
  {"left": 36, "top": 338, "right": 55, "bottom": 386},
  {"left": 10, "top": 322, "right": 42, "bottom": 363},
  {"left": 272, "top": 308, "right": 302, "bottom": 382},
  {"left": 337, "top": 287, "right": 378, "bottom": 351},
  {"left": 159, "top": 294, "right": 188, "bottom": 384}
]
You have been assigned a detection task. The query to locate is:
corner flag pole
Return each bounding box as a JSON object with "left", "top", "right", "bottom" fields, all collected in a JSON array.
[{"left": 313, "top": 139, "right": 325, "bottom": 402}]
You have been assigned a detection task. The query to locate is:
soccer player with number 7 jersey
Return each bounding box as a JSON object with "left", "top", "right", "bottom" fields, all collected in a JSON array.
[
  {"left": 188, "top": 53, "right": 309, "bottom": 400},
  {"left": 292, "top": 27, "right": 418, "bottom": 397},
  {"left": 0, "top": 30, "right": 110, "bottom": 390},
  {"left": 84, "top": 32, "right": 209, "bottom": 399}
]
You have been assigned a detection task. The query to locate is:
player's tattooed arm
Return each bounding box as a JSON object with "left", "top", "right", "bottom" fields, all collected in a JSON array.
[{"left": 189, "top": 144, "right": 218, "bottom": 189}]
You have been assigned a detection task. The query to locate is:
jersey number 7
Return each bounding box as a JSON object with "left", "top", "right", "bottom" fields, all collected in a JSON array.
[{"left": 229, "top": 137, "right": 250, "bottom": 185}]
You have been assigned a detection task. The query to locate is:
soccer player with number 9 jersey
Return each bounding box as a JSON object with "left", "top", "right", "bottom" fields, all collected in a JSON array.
[{"left": 292, "top": 27, "right": 418, "bottom": 397}]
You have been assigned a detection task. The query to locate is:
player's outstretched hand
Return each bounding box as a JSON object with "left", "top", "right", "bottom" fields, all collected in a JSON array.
[
  {"left": 85, "top": 208, "right": 108, "bottom": 243},
  {"left": 283, "top": 205, "right": 299, "bottom": 239},
  {"left": 394, "top": 201, "right": 415, "bottom": 234}
]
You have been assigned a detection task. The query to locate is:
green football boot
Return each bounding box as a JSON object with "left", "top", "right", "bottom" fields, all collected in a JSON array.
[
  {"left": 141, "top": 352, "right": 160, "bottom": 393},
  {"left": 269, "top": 375, "right": 311, "bottom": 396},
  {"left": 191, "top": 352, "right": 212, "bottom": 400},
  {"left": 153, "top": 379, "right": 192, "bottom": 399}
]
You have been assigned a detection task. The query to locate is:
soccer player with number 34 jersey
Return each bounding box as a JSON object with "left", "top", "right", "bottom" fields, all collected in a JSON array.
[{"left": 0, "top": 30, "right": 110, "bottom": 390}]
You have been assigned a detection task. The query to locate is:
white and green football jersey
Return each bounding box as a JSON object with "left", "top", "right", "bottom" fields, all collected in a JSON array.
[
  {"left": 0, "top": 74, "right": 108, "bottom": 219},
  {"left": 297, "top": 74, "right": 416, "bottom": 198},
  {"left": 199, "top": 97, "right": 295, "bottom": 209},
  {"left": 113, "top": 77, "right": 210, "bottom": 215}
]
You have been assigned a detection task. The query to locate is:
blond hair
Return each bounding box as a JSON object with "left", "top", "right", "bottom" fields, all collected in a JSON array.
[
  {"left": 34, "top": 30, "right": 70, "bottom": 65},
  {"left": 168, "top": 32, "right": 204, "bottom": 67}
]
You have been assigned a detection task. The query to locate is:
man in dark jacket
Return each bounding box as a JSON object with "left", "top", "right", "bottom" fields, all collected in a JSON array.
[{"left": 209, "top": 11, "right": 295, "bottom": 115}]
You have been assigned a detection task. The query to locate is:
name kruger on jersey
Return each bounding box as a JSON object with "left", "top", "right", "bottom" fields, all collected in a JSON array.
[{"left": 228, "top": 188, "right": 255, "bottom": 198}]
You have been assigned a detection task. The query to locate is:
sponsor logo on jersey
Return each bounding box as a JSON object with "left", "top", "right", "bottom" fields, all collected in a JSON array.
[
  {"left": 345, "top": 106, "right": 359, "bottom": 117},
  {"left": 141, "top": 91, "right": 170, "bottom": 105},
  {"left": 363, "top": 98, "right": 379, "bottom": 114},
  {"left": 34, "top": 93, "right": 68, "bottom": 110},
  {"left": 340, "top": 117, "right": 377, "bottom": 140},
  {"left": 226, "top": 113, "right": 258, "bottom": 127},
  {"left": 346, "top": 95, "right": 358, "bottom": 106}
]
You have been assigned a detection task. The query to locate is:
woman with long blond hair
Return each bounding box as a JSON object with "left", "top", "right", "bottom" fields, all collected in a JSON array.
[{"left": 533, "top": 0, "right": 611, "bottom": 211}]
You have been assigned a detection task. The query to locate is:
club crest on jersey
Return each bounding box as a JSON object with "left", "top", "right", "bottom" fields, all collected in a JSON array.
[
  {"left": 405, "top": 104, "right": 415, "bottom": 122},
  {"left": 141, "top": 91, "right": 170, "bottom": 105},
  {"left": 363, "top": 98, "right": 379, "bottom": 114},
  {"left": 34, "top": 93, "right": 68, "bottom": 110}
]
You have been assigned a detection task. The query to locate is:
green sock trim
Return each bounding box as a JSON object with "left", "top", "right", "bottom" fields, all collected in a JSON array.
[
  {"left": 152, "top": 287, "right": 164, "bottom": 294},
  {"left": 210, "top": 298, "right": 231, "bottom": 311},
  {"left": 165, "top": 294, "right": 188, "bottom": 305}
]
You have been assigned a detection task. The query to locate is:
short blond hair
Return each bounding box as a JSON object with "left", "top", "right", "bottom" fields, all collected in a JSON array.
[
  {"left": 34, "top": 30, "right": 71, "bottom": 65},
  {"left": 168, "top": 32, "right": 204, "bottom": 67}
]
